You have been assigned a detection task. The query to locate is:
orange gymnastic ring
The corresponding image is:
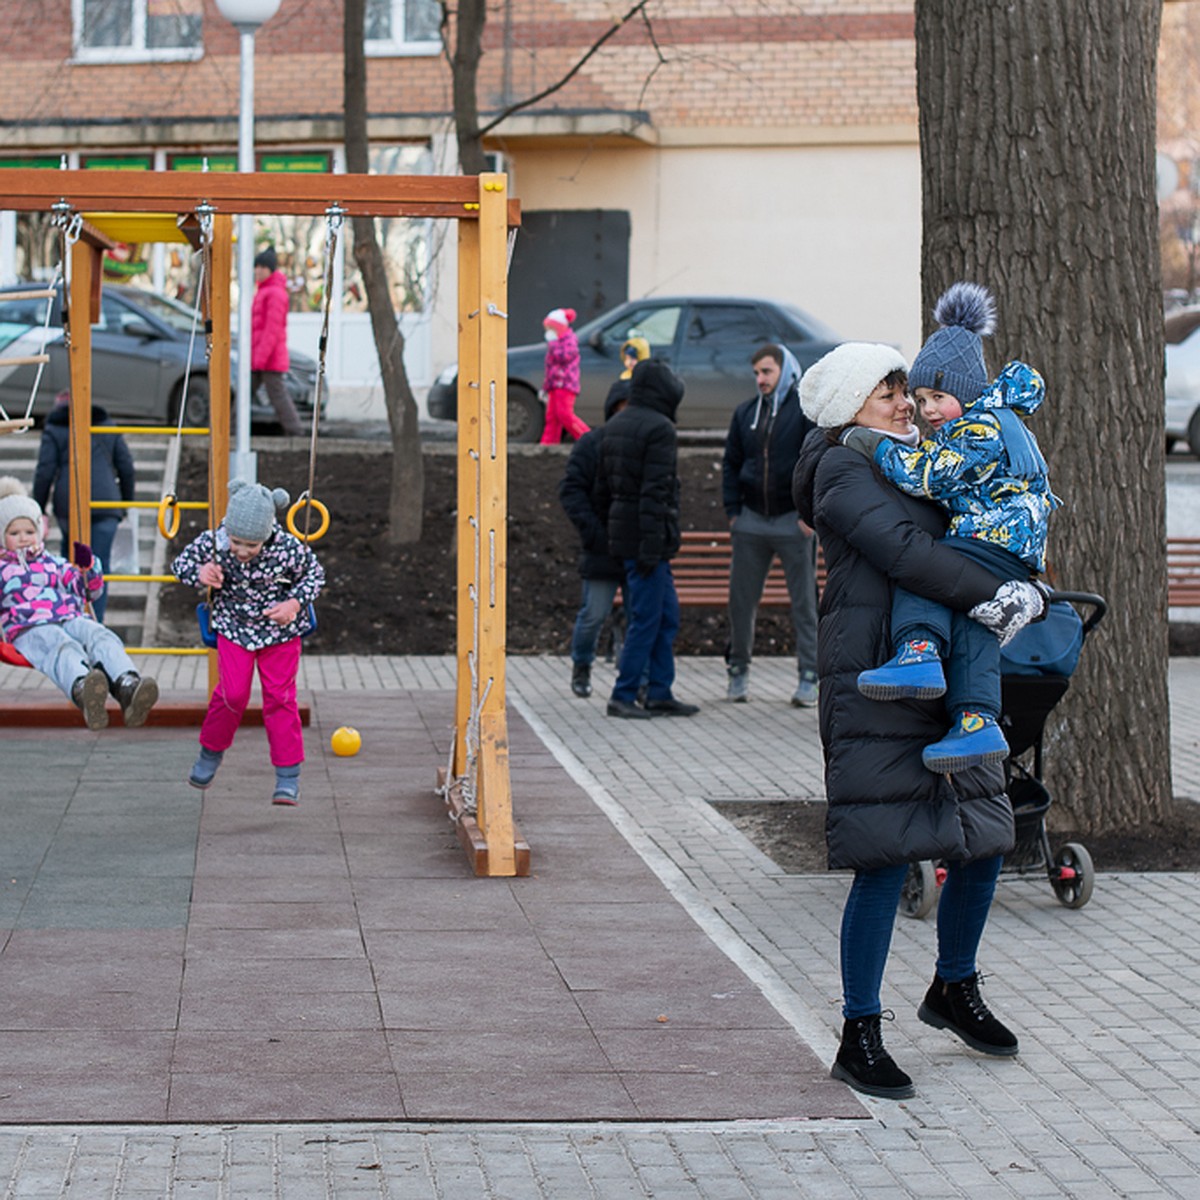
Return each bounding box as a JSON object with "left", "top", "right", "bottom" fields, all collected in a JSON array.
[
  {"left": 157, "top": 493, "right": 181, "bottom": 539},
  {"left": 287, "top": 496, "right": 330, "bottom": 543}
]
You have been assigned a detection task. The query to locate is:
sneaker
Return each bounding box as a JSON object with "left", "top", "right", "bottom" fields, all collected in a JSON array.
[
  {"left": 188, "top": 746, "right": 224, "bottom": 790},
  {"left": 643, "top": 696, "right": 700, "bottom": 717},
  {"left": 70, "top": 667, "right": 109, "bottom": 731},
  {"left": 830, "top": 1012, "right": 915, "bottom": 1100},
  {"left": 857, "top": 640, "right": 945, "bottom": 700},
  {"left": 917, "top": 972, "right": 1019, "bottom": 1057},
  {"left": 922, "top": 711, "right": 1009, "bottom": 773},
  {"left": 791, "top": 670, "right": 819, "bottom": 708},
  {"left": 112, "top": 671, "right": 158, "bottom": 728},
  {"left": 272, "top": 765, "right": 301, "bottom": 806},
  {"left": 726, "top": 667, "right": 749, "bottom": 702},
  {"left": 570, "top": 662, "right": 592, "bottom": 698}
]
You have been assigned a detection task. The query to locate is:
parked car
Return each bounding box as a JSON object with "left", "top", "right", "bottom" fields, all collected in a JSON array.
[
  {"left": 0, "top": 282, "right": 321, "bottom": 428},
  {"left": 427, "top": 295, "right": 844, "bottom": 442}
]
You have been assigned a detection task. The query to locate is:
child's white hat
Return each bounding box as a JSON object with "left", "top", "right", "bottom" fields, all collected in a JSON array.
[{"left": 0, "top": 475, "right": 42, "bottom": 537}]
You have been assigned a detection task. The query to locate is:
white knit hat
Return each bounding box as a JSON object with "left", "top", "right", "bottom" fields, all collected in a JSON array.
[
  {"left": 799, "top": 343, "right": 909, "bottom": 429},
  {"left": 0, "top": 475, "right": 42, "bottom": 538}
]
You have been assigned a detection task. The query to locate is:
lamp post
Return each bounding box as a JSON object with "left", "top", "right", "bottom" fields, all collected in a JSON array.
[{"left": 215, "top": 0, "right": 281, "bottom": 485}]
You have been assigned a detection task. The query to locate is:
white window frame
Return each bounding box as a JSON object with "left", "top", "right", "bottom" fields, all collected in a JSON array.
[
  {"left": 72, "top": 0, "right": 204, "bottom": 64},
  {"left": 365, "top": 0, "right": 442, "bottom": 58}
]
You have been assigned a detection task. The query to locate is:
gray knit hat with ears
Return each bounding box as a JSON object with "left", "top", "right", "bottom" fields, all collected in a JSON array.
[{"left": 224, "top": 480, "right": 290, "bottom": 541}]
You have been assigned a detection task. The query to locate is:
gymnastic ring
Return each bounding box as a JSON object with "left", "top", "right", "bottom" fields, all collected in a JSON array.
[
  {"left": 287, "top": 496, "right": 330, "bottom": 543},
  {"left": 157, "top": 493, "right": 181, "bottom": 539}
]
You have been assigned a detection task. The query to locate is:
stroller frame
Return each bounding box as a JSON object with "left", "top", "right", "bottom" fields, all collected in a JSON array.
[{"left": 899, "top": 590, "right": 1108, "bottom": 919}]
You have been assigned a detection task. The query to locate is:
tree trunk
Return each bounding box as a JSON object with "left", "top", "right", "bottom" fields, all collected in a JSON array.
[
  {"left": 344, "top": 0, "right": 424, "bottom": 543},
  {"left": 916, "top": 1, "right": 1168, "bottom": 831},
  {"left": 451, "top": 0, "right": 489, "bottom": 174}
]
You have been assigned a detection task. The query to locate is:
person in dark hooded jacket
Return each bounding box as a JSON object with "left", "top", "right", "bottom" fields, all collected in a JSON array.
[
  {"left": 597, "top": 358, "right": 699, "bottom": 719},
  {"left": 558, "top": 387, "right": 631, "bottom": 698},
  {"left": 793, "top": 341, "right": 1048, "bottom": 1104},
  {"left": 32, "top": 390, "right": 135, "bottom": 623}
]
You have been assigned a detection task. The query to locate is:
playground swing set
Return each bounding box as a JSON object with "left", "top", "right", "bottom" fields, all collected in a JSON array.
[{"left": 0, "top": 167, "right": 527, "bottom": 878}]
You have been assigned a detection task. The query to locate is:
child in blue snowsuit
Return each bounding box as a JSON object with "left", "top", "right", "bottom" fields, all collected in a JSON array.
[{"left": 841, "top": 282, "right": 1058, "bottom": 773}]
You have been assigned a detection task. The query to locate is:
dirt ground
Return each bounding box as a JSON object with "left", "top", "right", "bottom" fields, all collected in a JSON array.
[{"left": 157, "top": 440, "right": 1200, "bottom": 874}]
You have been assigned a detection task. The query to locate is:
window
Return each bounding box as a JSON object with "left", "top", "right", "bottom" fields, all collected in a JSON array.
[
  {"left": 365, "top": 0, "right": 441, "bottom": 55},
  {"left": 74, "top": 0, "right": 203, "bottom": 63},
  {"left": 597, "top": 305, "right": 682, "bottom": 354}
]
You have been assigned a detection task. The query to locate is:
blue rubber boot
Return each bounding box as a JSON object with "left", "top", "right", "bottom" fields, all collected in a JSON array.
[
  {"left": 922, "top": 711, "right": 1009, "bottom": 774},
  {"left": 857, "top": 640, "right": 946, "bottom": 701},
  {"left": 188, "top": 746, "right": 224, "bottom": 790},
  {"left": 272, "top": 764, "right": 301, "bottom": 806}
]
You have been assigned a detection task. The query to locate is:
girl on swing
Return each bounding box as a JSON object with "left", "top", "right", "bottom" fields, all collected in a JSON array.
[
  {"left": 172, "top": 479, "right": 324, "bottom": 806},
  {"left": 0, "top": 476, "right": 158, "bottom": 730}
]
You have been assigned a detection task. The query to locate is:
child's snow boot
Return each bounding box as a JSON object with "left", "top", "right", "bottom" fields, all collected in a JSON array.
[
  {"left": 272, "top": 764, "right": 301, "bottom": 806},
  {"left": 188, "top": 746, "right": 224, "bottom": 790},
  {"left": 922, "top": 711, "right": 1008, "bottom": 773},
  {"left": 112, "top": 671, "right": 158, "bottom": 728},
  {"left": 857, "top": 639, "right": 946, "bottom": 700},
  {"left": 71, "top": 666, "right": 109, "bottom": 730}
]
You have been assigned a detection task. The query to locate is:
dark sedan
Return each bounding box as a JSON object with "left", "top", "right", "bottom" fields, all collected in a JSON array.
[
  {"left": 0, "top": 282, "right": 320, "bottom": 428},
  {"left": 427, "top": 295, "right": 843, "bottom": 442}
]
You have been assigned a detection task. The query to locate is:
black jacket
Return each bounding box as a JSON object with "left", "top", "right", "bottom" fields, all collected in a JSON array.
[
  {"left": 558, "top": 428, "right": 625, "bottom": 581},
  {"left": 598, "top": 360, "right": 684, "bottom": 569},
  {"left": 32, "top": 403, "right": 135, "bottom": 524},
  {"left": 792, "top": 429, "right": 1014, "bottom": 872},
  {"left": 722, "top": 380, "right": 814, "bottom": 518}
]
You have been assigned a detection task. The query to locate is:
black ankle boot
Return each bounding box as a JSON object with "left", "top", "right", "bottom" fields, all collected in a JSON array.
[
  {"left": 917, "top": 972, "right": 1019, "bottom": 1057},
  {"left": 112, "top": 671, "right": 159, "bottom": 729},
  {"left": 830, "top": 1012, "right": 915, "bottom": 1099},
  {"left": 571, "top": 663, "right": 591, "bottom": 697}
]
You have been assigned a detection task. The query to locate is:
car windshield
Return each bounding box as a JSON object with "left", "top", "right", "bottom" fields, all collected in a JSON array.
[{"left": 776, "top": 302, "right": 842, "bottom": 343}]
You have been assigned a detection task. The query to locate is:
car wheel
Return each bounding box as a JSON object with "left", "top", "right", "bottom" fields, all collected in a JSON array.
[
  {"left": 1167, "top": 436, "right": 1179, "bottom": 454},
  {"left": 173, "top": 375, "right": 210, "bottom": 427},
  {"left": 1187, "top": 408, "right": 1200, "bottom": 459},
  {"left": 508, "top": 385, "right": 543, "bottom": 444}
]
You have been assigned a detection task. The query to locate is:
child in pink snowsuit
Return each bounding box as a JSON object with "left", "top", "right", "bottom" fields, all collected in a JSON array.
[
  {"left": 172, "top": 480, "right": 324, "bottom": 806},
  {"left": 539, "top": 307, "right": 590, "bottom": 444}
]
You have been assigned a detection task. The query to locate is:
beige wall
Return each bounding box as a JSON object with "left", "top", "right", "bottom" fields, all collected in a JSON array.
[{"left": 428, "top": 138, "right": 924, "bottom": 388}]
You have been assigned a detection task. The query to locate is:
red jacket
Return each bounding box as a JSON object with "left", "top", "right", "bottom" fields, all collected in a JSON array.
[{"left": 251, "top": 270, "right": 290, "bottom": 372}]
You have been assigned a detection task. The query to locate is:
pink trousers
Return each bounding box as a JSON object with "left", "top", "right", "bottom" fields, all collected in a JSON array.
[
  {"left": 539, "top": 387, "right": 589, "bottom": 444},
  {"left": 200, "top": 635, "right": 305, "bottom": 767}
]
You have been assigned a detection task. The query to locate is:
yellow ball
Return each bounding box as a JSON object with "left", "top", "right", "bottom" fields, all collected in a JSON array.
[{"left": 331, "top": 726, "right": 362, "bottom": 757}]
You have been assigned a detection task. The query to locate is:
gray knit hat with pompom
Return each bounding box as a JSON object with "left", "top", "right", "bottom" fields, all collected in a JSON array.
[
  {"left": 907, "top": 282, "right": 997, "bottom": 406},
  {"left": 224, "top": 479, "right": 290, "bottom": 541}
]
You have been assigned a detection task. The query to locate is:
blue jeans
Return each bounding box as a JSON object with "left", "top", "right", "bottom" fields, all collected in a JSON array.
[
  {"left": 891, "top": 538, "right": 1028, "bottom": 719},
  {"left": 840, "top": 854, "right": 1003, "bottom": 1018},
  {"left": 13, "top": 616, "right": 136, "bottom": 701},
  {"left": 59, "top": 516, "right": 119, "bottom": 623},
  {"left": 570, "top": 577, "right": 621, "bottom": 667},
  {"left": 611, "top": 559, "right": 679, "bottom": 704}
]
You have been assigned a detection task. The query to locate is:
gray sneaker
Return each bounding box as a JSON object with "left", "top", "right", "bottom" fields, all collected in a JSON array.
[
  {"left": 791, "top": 671, "right": 819, "bottom": 708},
  {"left": 726, "top": 668, "right": 749, "bottom": 702}
]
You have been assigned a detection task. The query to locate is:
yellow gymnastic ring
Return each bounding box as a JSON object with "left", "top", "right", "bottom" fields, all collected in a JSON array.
[
  {"left": 287, "top": 496, "right": 330, "bottom": 543},
  {"left": 157, "top": 494, "right": 181, "bottom": 539}
]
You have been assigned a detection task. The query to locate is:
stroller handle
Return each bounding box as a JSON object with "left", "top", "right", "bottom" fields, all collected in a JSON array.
[{"left": 1044, "top": 589, "right": 1107, "bottom": 637}]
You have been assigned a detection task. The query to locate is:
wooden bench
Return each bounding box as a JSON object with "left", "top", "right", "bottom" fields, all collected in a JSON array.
[{"left": 671, "top": 531, "right": 1198, "bottom": 610}]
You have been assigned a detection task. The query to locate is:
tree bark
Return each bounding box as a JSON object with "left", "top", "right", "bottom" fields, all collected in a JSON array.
[
  {"left": 451, "top": 0, "right": 489, "bottom": 175},
  {"left": 344, "top": 0, "right": 424, "bottom": 543},
  {"left": 916, "top": 0, "right": 1168, "bottom": 830}
]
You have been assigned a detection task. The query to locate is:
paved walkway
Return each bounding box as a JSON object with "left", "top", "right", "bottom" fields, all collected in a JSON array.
[{"left": 0, "top": 653, "right": 1198, "bottom": 1196}]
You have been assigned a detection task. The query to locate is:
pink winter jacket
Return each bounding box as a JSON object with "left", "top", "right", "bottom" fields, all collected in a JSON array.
[
  {"left": 543, "top": 329, "right": 581, "bottom": 393},
  {"left": 0, "top": 547, "right": 103, "bottom": 639},
  {"left": 251, "top": 270, "right": 290, "bottom": 372}
]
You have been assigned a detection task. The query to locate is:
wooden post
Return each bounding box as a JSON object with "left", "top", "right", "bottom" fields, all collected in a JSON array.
[
  {"left": 473, "top": 173, "right": 515, "bottom": 876},
  {"left": 206, "top": 214, "right": 233, "bottom": 696},
  {"left": 66, "top": 240, "right": 98, "bottom": 553}
]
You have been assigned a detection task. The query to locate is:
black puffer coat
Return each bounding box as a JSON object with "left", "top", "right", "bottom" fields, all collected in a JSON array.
[
  {"left": 558, "top": 428, "right": 624, "bottom": 581},
  {"left": 599, "top": 361, "right": 684, "bottom": 570},
  {"left": 32, "top": 403, "right": 135, "bottom": 524},
  {"left": 793, "top": 430, "right": 1015, "bottom": 872}
]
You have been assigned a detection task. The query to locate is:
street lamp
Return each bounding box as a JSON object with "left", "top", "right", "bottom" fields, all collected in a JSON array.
[{"left": 215, "top": 0, "right": 282, "bottom": 485}]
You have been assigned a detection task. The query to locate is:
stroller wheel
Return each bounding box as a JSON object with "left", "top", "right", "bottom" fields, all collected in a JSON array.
[
  {"left": 899, "top": 860, "right": 940, "bottom": 920},
  {"left": 1051, "top": 841, "right": 1095, "bottom": 908}
]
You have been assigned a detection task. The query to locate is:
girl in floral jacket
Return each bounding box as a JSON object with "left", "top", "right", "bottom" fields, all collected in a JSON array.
[
  {"left": 172, "top": 480, "right": 324, "bottom": 805},
  {"left": 0, "top": 476, "right": 157, "bottom": 730}
]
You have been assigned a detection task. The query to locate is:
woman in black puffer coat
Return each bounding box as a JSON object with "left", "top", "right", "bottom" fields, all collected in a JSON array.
[{"left": 793, "top": 342, "right": 1040, "bottom": 1103}]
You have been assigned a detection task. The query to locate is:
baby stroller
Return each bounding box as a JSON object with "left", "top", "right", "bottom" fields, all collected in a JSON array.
[{"left": 899, "top": 589, "right": 1108, "bottom": 919}]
